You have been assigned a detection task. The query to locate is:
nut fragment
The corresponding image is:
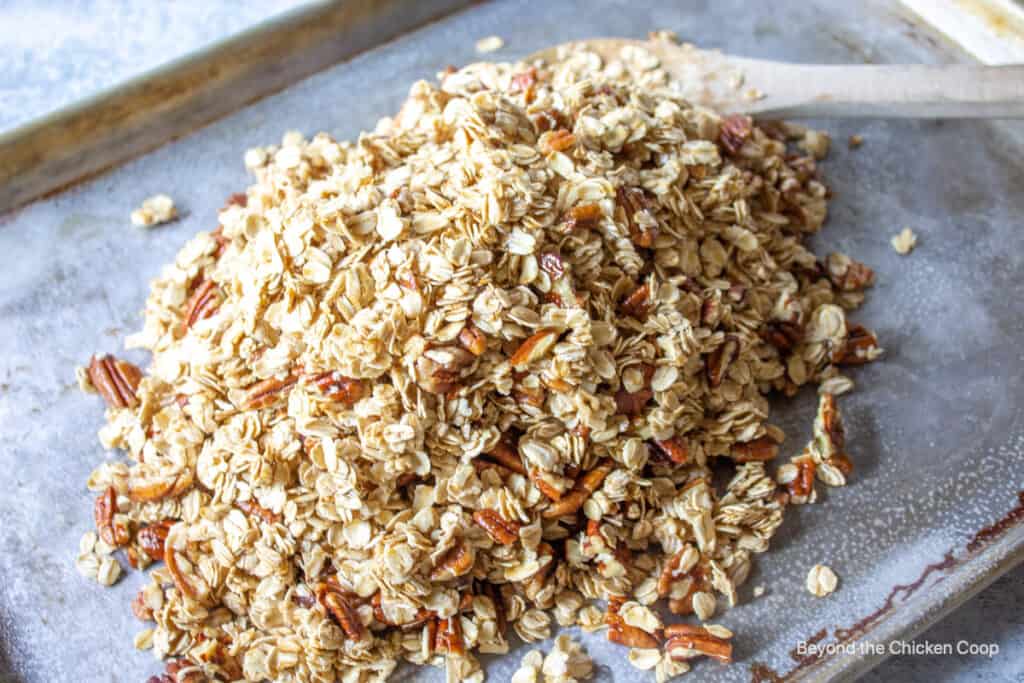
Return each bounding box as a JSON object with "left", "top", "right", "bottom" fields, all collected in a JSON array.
[
  {"left": 620, "top": 283, "right": 651, "bottom": 319},
  {"left": 317, "top": 585, "right": 368, "bottom": 641},
  {"left": 94, "top": 486, "right": 129, "bottom": 547},
  {"left": 706, "top": 336, "right": 739, "bottom": 388},
  {"left": 730, "top": 436, "right": 779, "bottom": 462},
  {"left": 305, "top": 371, "right": 365, "bottom": 406},
  {"left": 136, "top": 520, "right": 173, "bottom": 561},
  {"left": 87, "top": 355, "right": 142, "bottom": 409},
  {"left": 542, "top": 460, "right": 613, "bottom": 518},
  {"left": 719, "top": 114, "right": 753, "bottom": 155},
  {"left": 458, "top": 323, "right": 488, "bottom": 356},
  {"left": 435, "top": 616, "right": 465, "bottom": 656},
  {"left": 180, "top": 279, "right": 221, "bottom": 333},
  {"left": 473, "top": 508, "right": 521, "bottom": 545},
  {"left": 242, "top": 375, "right": 298, "bottom": 409},
  {"left": 540, "top": 128, "right": 576, "bottom": 154},
  {"left": 665, "top": 623, "right": 733, "bottom": 663},
  {"left": 430, "top": 540, "right": 474, "bottom": 580},
  {"left": 510, "top": 329, "right": 559, "bottom": 370}
]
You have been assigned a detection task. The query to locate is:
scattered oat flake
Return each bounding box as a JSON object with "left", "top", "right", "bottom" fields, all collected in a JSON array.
[
  {"left": 806, "top": 564, "right": 839, "bottom": 597},
  {"left": 130, "top": 194, "right": 177, "bottom": 227},
  {"left": 891, "top": 227, "right": 917, "bottom": 255},
  {"left": 848, "top": 134, "right": 864, "bottom": 149},
  {"left": 476, "top": 35, "right": 504, "bottom": 53}
]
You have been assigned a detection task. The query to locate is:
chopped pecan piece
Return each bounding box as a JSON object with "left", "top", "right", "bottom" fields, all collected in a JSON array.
[
  {"left": 606, "top": 602, "right": 660, "bottom": 648},
  {"left": 614, "top": 386, "right": 652, "bottom": 416},
  {"left": 509, "top": 328, "right": 559, "bottom": 370},
  {"left": 137, "top": 520, "right": 174, "bottom": 561},
  {"left": 835, "top": 324, "right": 880, "bottom": 365},
  {"left": 435, "top": 616, "right": 465, "bottom": 656},
  {"left": 457, "top": 323, "right": 487, "bottom": 356},
  {"left": 480, "top": 438, "right": 527, "bottom": 476},
  {"left": 542, "top": 459, "right": 613, "bottom": 518},
  {"left": 730, "top": 436, "right": 780, "bottom": 462},
  {"left": 128, "top": 467, "right": 193, "bottom": 503},
  {"left": 180, "top": 279, "right": 221, "bottom": 333},
  {"left": 826, "top": 255, "right": 875, "bottom": 291},
  {"left": 620, "top": 283, "right": 651, "bottom": 319},
  {"left": 706, "top": 335, "right": 739, "bottom": 388},
  {"left": 761, "top": 321, "right": 803, "bottom": 352},
  {"left": 566, "top": 202, "right": 603, "bottom": 231},
  {"left": 242, "top": 374, "right": 298, "bottom": 410},
  {"left": 306, "top": 371, "right": 365, "bottom": 406},
  {"left": 132, "top": 589, "right": 154, "bottom": 621},
  {"left": 317, "top": 585, "right": 368, "bottom": 641},
  {"left": 652, "top": 438, "right": 690, "bottom": 465},
  {"left": 529, "top": 468, "right": 565, "bottom": 501},
  {"left": 430, "top": 539, "right": 474, "bottom": 580},
  {"left": 511, "top": 67, "right": 537, "bottom": 91},
  {"left": 94, "top": 485, "right": 130, "bottom": 547},
  {"left": 416, "top": 346, "right": 474, "bottom": 394},
  {"left": 482, "top": 582, "right": 508, "bottom": 637},
  {"left": 665, "top": 624, "right": 733, "bottom": 663},
  {"left": 236, "top": 499, "right": 281, "bottom": 525},
  {"left": 788, "top": 456, "right": 817, "bottom": 499},
  {"left": 540, "top": 128, "right": 576, "bottom": 154},
  {"left": 617, "top": 187, "right": 659, "bottom": 247},
  {"left": 719, "top": 114, "right": 753, "bottom": 155},
  {"left": 87, "top": 354, "right": 142, "bottom": 409},
  {"left": 473, "top": 509, "right": 521, "bottom": 545}
]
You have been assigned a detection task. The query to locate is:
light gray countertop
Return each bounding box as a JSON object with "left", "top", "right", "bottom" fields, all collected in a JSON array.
[{"left": 0, "top": 2, "right": 1020, "bottom": 682}]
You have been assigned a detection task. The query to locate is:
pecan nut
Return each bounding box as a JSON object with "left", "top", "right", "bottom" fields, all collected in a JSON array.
[
  {"left": 652, "top": 438, "right": 690, "bottom": 465},
  {"left": 306, "top": 371, "right": 365, "bottom": 406},
  {"left": 706, "top": 335, "right": 739, "bottom": 388},
  {"left": 473, "top": 509, "right": 521, "bottom": 545},
  {"left": 87, "top": 354, "right": 142, "bottom": 409},
  {"left": 430, "top": 539, "right": 474, "bottom": 581},
  {"left": 242, "top": 374, "right": 298, "bottom": 410},
  {"left": 617, "top": 186, "right": 659, "bottom": 248},
  {"left": 665, "top": 624, "right": 733, "bottom": 663},
  {"left": 180, "top": 279, "right": 221, "bottom": 333},
  {"left": 539, "top": 128, "right": 576, "bottom": 154},
  {"left": 542, "top": 459, "right": 613, "bottom": 518},
  {"left": 137, "top": 520, "right": 174, "bottom": 561},
  {"left": 730, "top": 435, "right": 780, "bottom": 462},
  {"left": 317, "top": 585, "right": 368, "bottom": 641},
  {"left": 94, "top": 486, "right": 129, "bottom": 547},
  {"left": 620, "top": 283, "right": 651, "bottom": 319},
  {"left": 457, "top": 323, "right": 487, "bottom": 356},
  {"left": 509, "top": 329, "right": 559, "bottom": 370},
  {"left": 718, "top": 114, "right": 753, "bottom": 155},
  {"left": 434, "top": 616, "right": 465, "bottom": 656}
]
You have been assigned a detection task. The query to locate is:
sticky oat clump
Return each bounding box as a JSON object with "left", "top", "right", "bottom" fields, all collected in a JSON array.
[{"left": 79, "top": 44, "right": 878, "bottom": 682}]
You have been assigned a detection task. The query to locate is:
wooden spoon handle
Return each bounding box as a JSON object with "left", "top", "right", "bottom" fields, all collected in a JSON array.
[{"left": 735, "top": 62, "right": 1024, "bottom": 118}]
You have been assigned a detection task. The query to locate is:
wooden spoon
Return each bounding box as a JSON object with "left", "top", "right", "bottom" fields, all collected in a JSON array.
[{"left": 527, "top": 39, "right": 1024, "bottom": 118}]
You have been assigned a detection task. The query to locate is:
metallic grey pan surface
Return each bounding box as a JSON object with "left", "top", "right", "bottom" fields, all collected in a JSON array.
[{"left": 1, "top": 0, "right": 1023, "bottom": 681}]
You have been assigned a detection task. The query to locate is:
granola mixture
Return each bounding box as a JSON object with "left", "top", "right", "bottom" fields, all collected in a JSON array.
[{"left": 78, "top": 44, "right": 879, "bottom": 682}]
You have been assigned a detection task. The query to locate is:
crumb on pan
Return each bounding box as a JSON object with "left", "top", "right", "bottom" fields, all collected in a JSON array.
[
  {"left": 130, "top": 193, "right": 177, "bottom": 227},
  {"left": 806, "top": 564, "right": 839, "bottom": 597},
  {"left": 476, "top": 35, "right": 504, "bottom": 53},
  {"left": 76, "top": 43, "right": 880, "bottom": 682},
  {"left": 891, "top": 227, "right": 917, "bottom": 255}
]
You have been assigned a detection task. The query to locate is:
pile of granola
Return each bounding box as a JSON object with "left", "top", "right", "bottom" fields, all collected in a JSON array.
[{"left": 78, "top": 44, "right": 879, "bottom": 683}]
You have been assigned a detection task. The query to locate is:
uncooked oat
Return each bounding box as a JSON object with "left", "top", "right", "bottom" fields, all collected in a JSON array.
[
  {"left": 77, "top": 43, "right": 879, "bottom": 682},
  {"left": 476, "top": 35, "right": 504, "bottom": 53},
  {"left": 129, "top": 193, "right": 177, "bottom": 227},
  {"left": 891, "top": 227, "right": 917, "bottom": 255},
  {"left": 806, "top": 564, "right": 839, "bottom": 597}
]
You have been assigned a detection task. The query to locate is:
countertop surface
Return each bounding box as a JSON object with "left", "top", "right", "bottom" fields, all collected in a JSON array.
[{"left": 0, "top": 2, "right": 1020, "bottom": 682}]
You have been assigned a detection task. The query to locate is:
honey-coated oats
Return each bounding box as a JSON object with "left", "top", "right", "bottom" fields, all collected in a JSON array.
[{"left": 78, "top": 43, "right": 879, "bottom": 682}]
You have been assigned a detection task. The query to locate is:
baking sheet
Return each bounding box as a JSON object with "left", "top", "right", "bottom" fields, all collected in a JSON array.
[{"left": 2, "top": 0, "right": 1024, "bottom": 681}]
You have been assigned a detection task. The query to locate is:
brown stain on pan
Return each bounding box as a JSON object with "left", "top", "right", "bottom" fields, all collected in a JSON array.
[{"left": 750, "top": 490, "right": 1024, "bottom": 682}]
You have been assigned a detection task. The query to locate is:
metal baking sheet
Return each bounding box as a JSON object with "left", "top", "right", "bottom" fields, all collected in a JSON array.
[{"left": 2, "top": 0, "right": 1023, "bottom": 681}]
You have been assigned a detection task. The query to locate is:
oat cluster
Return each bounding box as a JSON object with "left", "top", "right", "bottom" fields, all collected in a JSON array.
[{"left": 79, "top": 44, "right": 879, "bottom": 683}]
